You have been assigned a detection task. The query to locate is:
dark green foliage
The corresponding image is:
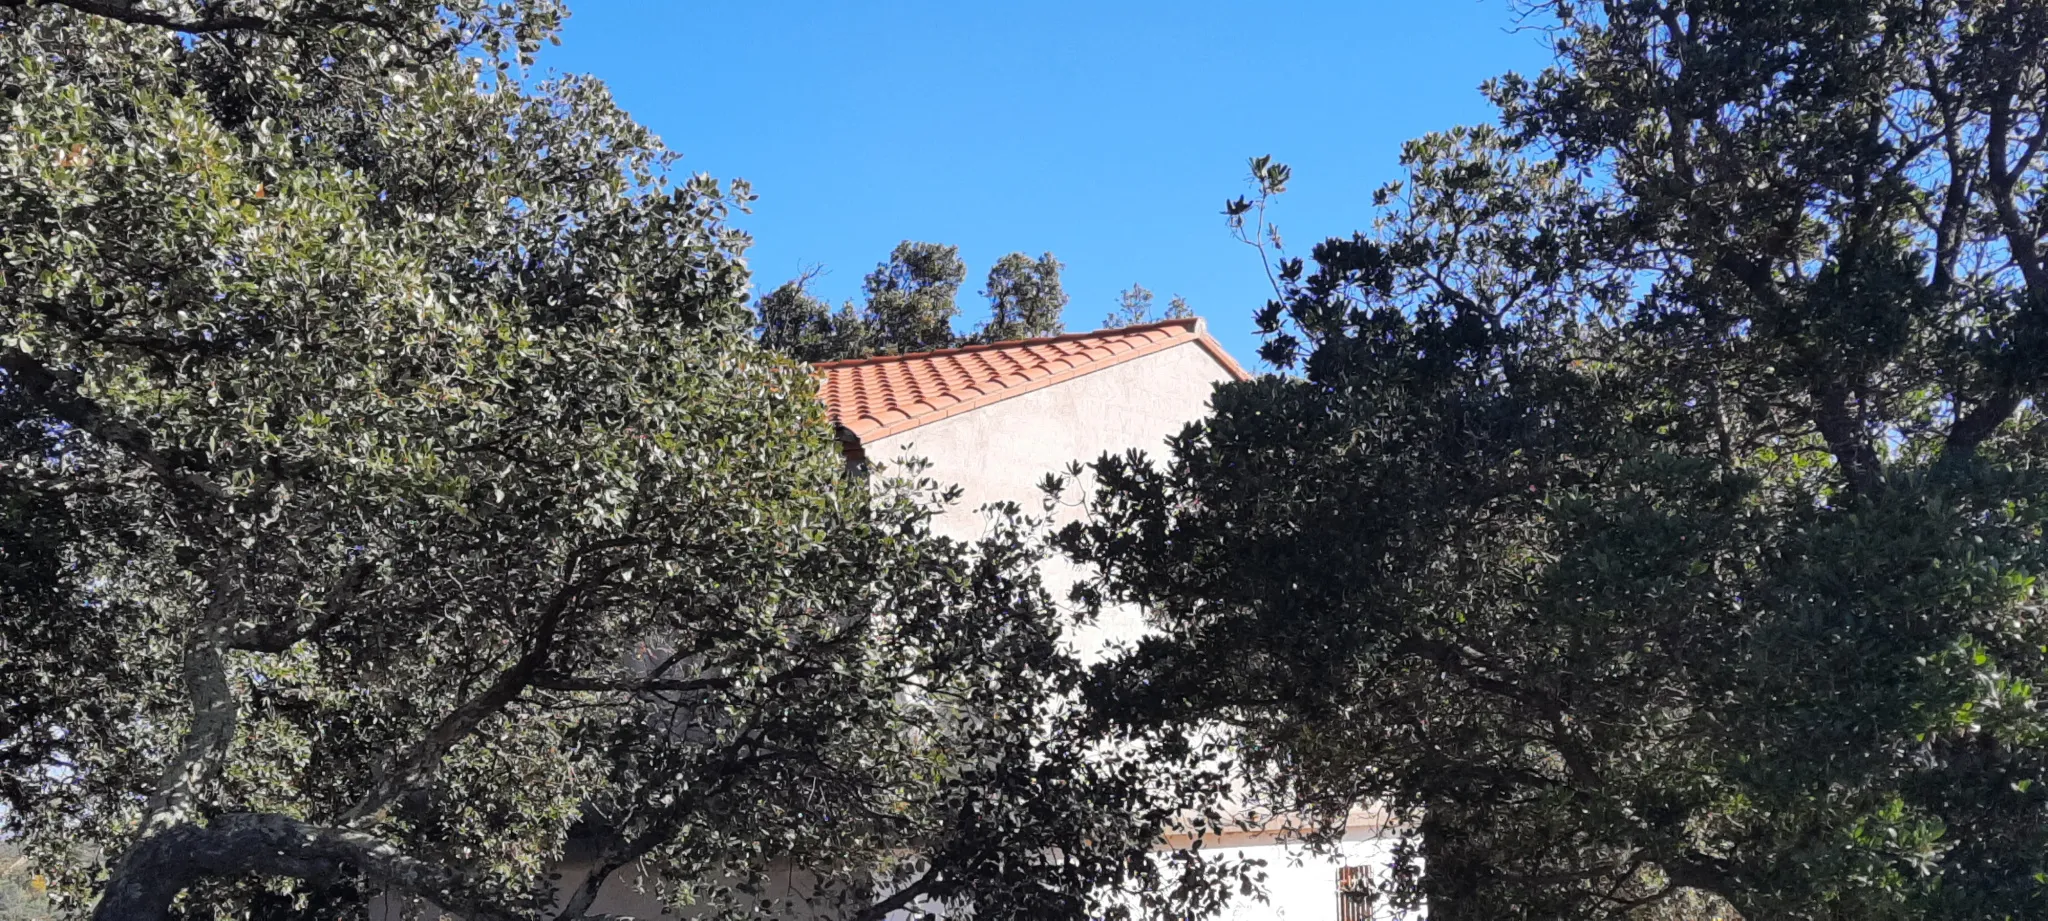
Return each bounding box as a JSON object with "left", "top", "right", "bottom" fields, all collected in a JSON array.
[
  {"left": 976, "top": 252, "right": 1067, "bottom": 342},
  {"left": 751, "top": 242, "right": 963, "bottom": 361},
  {"left": 752, "top": 277, "right": 867, "bottom": 364},
  {"left": 861, "top": 241, "right": 968, "bottom": 355},
  {"left": 1060, "top": 3, "right": 2048, "bottom": 920},
  {"left": 0, "top": 3, "right": 1214, "bottom": 919},
  {"left": 1106, "top": 284, "right": 1155, "bottom": 329}
]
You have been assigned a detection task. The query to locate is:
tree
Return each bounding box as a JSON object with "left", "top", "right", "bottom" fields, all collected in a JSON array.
[
  {"left": 976, "top": 252, "right": 1067, "bottom": 342},
  {"left": 0, "top": 3, "right": 1216, "bottom": 919},
  {"left": 1104, "top": 284, "right": 1194, "bottom": 330},
  {"left": 753, "top": 274, "right": 868, "bottom": 364},
  {"left": 1058, "top": 2, "right": 2048, "bottom": 919},
  {"left": 756, "top": 246, "right": 1078, "bottom": 362},
  {"left": 1106, "top": 284, "right": 1155, "bottom": 329},
  {"left": 859, "top": 241, "right": 967, "bottom": 355}
]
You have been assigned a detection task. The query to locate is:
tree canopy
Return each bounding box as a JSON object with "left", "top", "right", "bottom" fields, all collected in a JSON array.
[
  {"left": 977, "top": 252, "right": 1068, "bottom": 342},
  {"left": 1060, "top": 2, "right": 2048, "bottom": 919},
  {"left": 857, "top": 241, "right": 969, "bottom": 355},
  {"left": 754, "top": 244, "right": 1077, "bottom": 362},
  {"left": 751, "top": 273, "right": 868, "bottom": 365},
  {"left": 0, "top": 3, "right": 1216, "bottom": 919},
  {"left": 1104, "top": 284, "right": 1194, "bottom": 330}
]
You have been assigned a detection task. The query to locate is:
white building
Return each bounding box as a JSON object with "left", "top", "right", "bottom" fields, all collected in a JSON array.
[
  {"left": 819, "top": 319, "right": 1399, "bottom": 921},
  {"left": 555, "top": 319, "right": 1399, "bottom": 921}
]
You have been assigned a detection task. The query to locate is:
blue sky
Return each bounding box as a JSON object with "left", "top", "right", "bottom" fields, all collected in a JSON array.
[{"left": 537, "top": 1, "right": 1556, "bottom": 369}]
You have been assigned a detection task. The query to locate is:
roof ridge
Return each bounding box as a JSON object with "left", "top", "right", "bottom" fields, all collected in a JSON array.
[{"left": 810, "top": 317, "right": 1204, "bottom": 370}]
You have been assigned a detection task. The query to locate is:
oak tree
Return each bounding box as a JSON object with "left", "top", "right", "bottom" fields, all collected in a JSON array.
[
  {"left": 0, "top": 3, "right": 1212, "bottom": 919},
  {"left": 1061, "top": 2, "right": 2048, "bottom": 919},
  {"left": 975, "top": 252, "right": 1067, "bottom": 342}
]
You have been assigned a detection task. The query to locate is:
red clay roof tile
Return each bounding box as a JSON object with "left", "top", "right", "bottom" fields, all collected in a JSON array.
[{"left": 814, "top": 318, "right": 1250, "bottom": 443}]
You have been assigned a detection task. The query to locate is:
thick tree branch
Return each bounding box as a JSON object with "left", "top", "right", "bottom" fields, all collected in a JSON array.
[
  {"left": 552, "top": 732, "right": 791, "bottom": 921},
  {"left": 1986, "top": 87, "right": 2048, "bottom": 294},
  {"left": 532, "top": 673, "right": 738, "bottom": 695},
  {"left": 94, "top": 813, "right": 526, "bottom": 921},
  {"left": 138, "top": 559, "right": 244, "bottom": 837},
  {"left": 1810, "top": 381, "right": 1885, "bottom": 497},
  {"left": 1659, "top": 850, "right": 1748, "bottom": 914},
  {"left": 1709, "top": 251, "right": 1888, "bottom": 497},
  {"left": 341, "top": 553, "right": 624, "bottom": 826},
  {"left": 853, "top": 863, "right": 945, "bottom": 921},
  {"left": 1937, "top": 82, "right": 2044, "bottom": 462},
  {"left": 6, "top": 347, "right": 260, "bottom": 865},
  {"left": 1399, "top": 636, "right": 1605, "bottom": 791},
  {"left": 1945, "top": 391, "right": 2024, "bottom": 461},
  {"left": 1925, "top": 75, "right": 1974, "bottom": 296},
  {"left": 11, "top": 0, "right": 403, "bottom": 36},
  {"left": 531, "top": 663, "right": 829, "bottom": 698},
  {"left": 0, "top": 347, "right": 226, "bottom": 503},
  {"left": 550, "top": 859, "right": 622, "bottom": 921}
]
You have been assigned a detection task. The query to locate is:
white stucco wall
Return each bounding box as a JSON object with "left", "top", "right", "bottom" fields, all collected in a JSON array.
[
  {"left": 865, "top": 339, "right": 1237, "bottom": 660},
  {"left": 1201, "top": 831, "right": 1406, "bottom": 921}
]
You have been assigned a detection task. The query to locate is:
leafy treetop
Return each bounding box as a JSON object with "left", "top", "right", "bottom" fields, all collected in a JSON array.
[{"left": 755, "top": 244, "right": 1079, "bottom": 361}]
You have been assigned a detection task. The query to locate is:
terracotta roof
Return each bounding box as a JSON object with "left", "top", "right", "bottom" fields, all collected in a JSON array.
[{"left": 814, "top": 318, "right": 1251, "bottom": 443}]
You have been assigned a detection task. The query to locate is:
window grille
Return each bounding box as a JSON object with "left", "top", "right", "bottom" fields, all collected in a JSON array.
[{"left": 1337, "top": 865, "right": 1373, "bottom": 921}]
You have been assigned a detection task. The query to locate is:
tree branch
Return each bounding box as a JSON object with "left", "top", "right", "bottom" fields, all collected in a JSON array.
[
  {"left": 1986, "top": 85, "right": 2047, "bottom": 293},
  {"left": 1660, "top": 850, "right": 1748, "bottom": 913},
  {"left": 231, "top": 560, "right": 373, "bottom": 653},
  {"left": 1945, "top": 391, "right": 2023, "bottom": 462},
  {"left": 531, "top": 663, "right": 829, "bottom": 698},
  {"left": 853, "top": 863, "right": 945, "bottom": 921},
  {"left": 94, "top": 813, "right": 527, "bottom": 921},
  {"left": 138, "top": 558, "right": 244, "bottom": 837},
  {"left": 1398, "top": 636, "right": 1605, "bottom": 791},
  {"left": 552, "top": 731, "right": 793, "bottom": 921},
  {"left": 1924, "top": 74, "right": 1974, "bottom": 296},
  {"left": 12, "top": 0, "right": 403, "bottom": 37},
  {"left": 0, "top": 347, "right": 226, "bottom": 504},
  {"left": 1810, "top": 381, "right": 1885, "bottom": 497},
  {"left": 1938, "top": 79, "right": 2045, "bottom": 462},
  {"left": 341, "top": 552, "right": 624, "bottom": 826}
]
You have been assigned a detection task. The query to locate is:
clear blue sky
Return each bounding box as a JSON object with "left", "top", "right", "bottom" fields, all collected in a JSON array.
[{"left": 536, "top": 1, "right": 1556, "bottom": 369}]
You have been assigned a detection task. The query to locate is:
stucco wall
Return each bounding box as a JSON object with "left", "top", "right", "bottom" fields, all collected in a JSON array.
[
  {"left": 1203, "top": 832, "right": 1402, "bottom": 921},
  {"left": 865, "top": 338, "right": 1237, "bottom": 660}
]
